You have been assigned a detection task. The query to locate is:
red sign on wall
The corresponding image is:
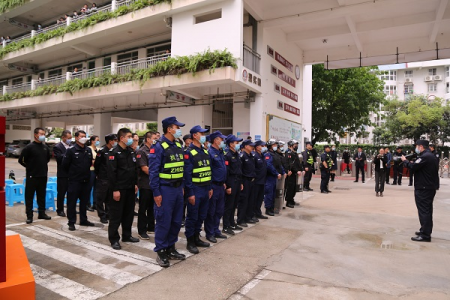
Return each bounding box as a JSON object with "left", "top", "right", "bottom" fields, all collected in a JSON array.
[
  {"left": 284, "top": 103, "right": 300, "bottom": 116},
  {"left": 281, "top": 87, "right": 298, "bottom": 102},
  {"left": 278, "top": 70, "right": 296, "bottom": 88},
  {"left": 275, "top": 52, "right": 294, "bottom": 72}
]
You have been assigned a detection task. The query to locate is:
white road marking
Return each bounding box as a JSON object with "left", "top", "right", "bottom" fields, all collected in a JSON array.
[
  {"left": 28, "top": 225, "right": 161, "bottom": 271},
  {"left": 31, "top": 264, "right": 105, "bottom": 300},
  {"left": 7, "top": 230, "right": 142, "bottom": 286},
  {"left": 228, "top": 269, "right": 272, "bottom": 300}
]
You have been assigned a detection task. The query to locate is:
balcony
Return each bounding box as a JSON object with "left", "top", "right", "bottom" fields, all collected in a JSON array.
[{"left": 243, "top": 44, "right": 260, "bottom": 74}]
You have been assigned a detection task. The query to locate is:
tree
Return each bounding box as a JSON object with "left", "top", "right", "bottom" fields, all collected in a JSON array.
[
  {"left": 48, "top": 127, "right": 64, "bottom": 138},
  {"left": 311, "top": 64, "right": 385, "bottom": 144},
  {"left": 146, "top": 122, "right": 158, "bottom": 132}
]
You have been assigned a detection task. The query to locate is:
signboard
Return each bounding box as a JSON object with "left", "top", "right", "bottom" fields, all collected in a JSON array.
[
  {"left": 277, "top": 69, "right": 296, "bottom": 87},
  {"left": 281, "top": 87, "right": 298, "bottom": 102},
  {"left": 284, "top": 103, "right": 300, "bottom": 116},
  {"left": 267, "top": 114, "right": 302, "bottom": 142},
  {"left": 166, "top": 91, "right": 194, "bottom": 105},
  {"left": 277, "top": 100, "right": 284, "bottom": 110},
  {"left": 237, "top": 132, "right": 250, "bottom": 140},
  {"left": 275, "top": 52, "right": 294, "bottom": 72},
  {"left": 255, "top": 135, "right": 261, "bottom": 141}
]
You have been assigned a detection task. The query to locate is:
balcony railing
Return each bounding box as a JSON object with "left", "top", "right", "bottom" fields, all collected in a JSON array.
[
  {"left": 72, "top": 66, "right": 112, "bottom": 80},
  {"left": 5, "top": 82, "right": 32, "bottom": 93},
  {"left": 36, "top": 75, "right": 67, "bottom": 88},
  {"left": 116, "top": 53, "right": 171, "bottom": 75},
  {"left": 243, "top": 44, "right": 261, "bottom": 74}
]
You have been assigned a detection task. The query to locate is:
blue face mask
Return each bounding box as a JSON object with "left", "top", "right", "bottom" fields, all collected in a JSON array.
[
  {"left": 199, "top": 136, "right": 206, "bottom": 144},
  {"left": 262, "top": 146, "right": 267, "bottom": 152},
  {"left": 415, "top": 147, "right": 420, "bottom": 154},
  {"left": 173, "top": 129, "right": 182, "bottom": 139},
  {"left": 113, "top": 142, "right": 118, "bottom": 147},
  {"left": 220, "top": 141, "right": 226, "bottom": 149},
  {"left": 135, "top": 146, "right": 140, "bottom": 151},
  {"left": 95, "top": 141, "right": 100, "bottom": 147},
  {"left": 38, "top": 135, "right": 45, "bottom": 142},
  {"left": 273, "top": 146, "right": 277, "bottom": 151},
  {"left": 125, "top": 138, "right": 133, "bottom": 146},
  {"left": 235, "top": 144, "right": 240, "bottom": 151}
]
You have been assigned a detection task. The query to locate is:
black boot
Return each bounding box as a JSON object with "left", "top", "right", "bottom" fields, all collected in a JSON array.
[
  {"left": 166, "top": 245, "right": 186, "bottom": 260},
  {"left": 38, "top": 213, "right": 51, "bottom": 220},
  {"left": 186, "top": 236, "right": 199, "bottom": 254},
  {"left": 194, "top": 233, "right": 210, "bottom": 248},
  {"left": 330, "top": 174, "right": 335, "bottom": 182},
  {"left": 156, "top": 250, "right": 170, "bottom": 268},
  {"left": 266, "top": 208, "right": 274, "bottom": 216}
]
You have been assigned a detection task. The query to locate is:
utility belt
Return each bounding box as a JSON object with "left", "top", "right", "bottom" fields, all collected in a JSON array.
[
  {"left": 193, "top": 182, "right": 211, "bottom": 187},
  {"left": 243, "top": 176, "right": 255, "bottom": 182},
  {"left": 161, "top": 181, "right": 183, "bottom": 188}
]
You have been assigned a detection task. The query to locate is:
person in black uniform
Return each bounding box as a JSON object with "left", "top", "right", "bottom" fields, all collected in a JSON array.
[
  {"left": 320, "top": 145, "right": 333, "bottom": 194},
  {"left": 223, "top": 135, "right": 243, "bottom": 235},
  {"left": 136, "top": 131, "right": 157, "bottom": 240},
  {"left": 19, "top": 127, "right": 52, "bottom": 224},
  {"left": 330, "top": 146, "right": 338, "bottom": 182},
  {"left": 429, "top": 144, "right": 440, "bottom": 161},
  {"left": 93, "top": 133, "right": 117, "bottom": 224},
  {"left": 237, "top": 139, "right": 256, "bottom": 227},
  {"left": 62, "top": 130, "right": 95, "bottom": 231},
  {"left": 53, "top": 130, "right": 72, "bottom": 217},
  {"left": 107, "top": 128, "right": 139, "bottom": 250},
  {"left": 253, "top": 140, "right": 268, "bottom": 220},
  {"left": 353, "top": 147, "right": 366, "bottom": 183},
  {"left": 302, "top": 142, "right": 315, "bottom": 191},
  {"left": 408, "top": 146, "right": 417, "bottom": 187},
  {"left": 264, "top": 139, "right": 286, "bottom": 216},
  {"left": 401, "top": 140, "right": 439, "bottom": 242},
  {"left": 392, "top": 146, "right": 405, "bottom": 185},
  {"left": 284, "top": 139, "right": 303, "bottom": 208},
  {"left": 342, "top": 148, "right": 351, "bottom": 174}
]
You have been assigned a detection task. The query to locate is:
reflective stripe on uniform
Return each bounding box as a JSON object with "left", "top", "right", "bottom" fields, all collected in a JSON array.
[
  {"left": 164, "top": 162, "right": 184, "bottom": 168},
  {"left": 160, "top": 173, "right": 183, "bottom": 179},
  {"left": 192, "top": 177, "right": 212, "bottom": 182},
  {"left": 193, "top": 167, "right": 211, "bottom": 173}
]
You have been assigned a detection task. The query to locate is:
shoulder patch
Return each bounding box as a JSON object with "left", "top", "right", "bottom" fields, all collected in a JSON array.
[
  {"left": 265, "top": 156, "right": 270, "bottom": 160},
  {"left": 225, "top": 161, "right": 229, "bottom": 166},
  {"left": 109, "top": 155, "right": 115, "bottom": 160},
  {"left": 150, "top": 148, "right": 155, "bottom": 154},
  {"left": 415, "top": 158, "right": 422, "bottom": 163},
  {"left": 137, "top": 154, "right": 141, "bottom": 158},
  {"left": 184, "top": 154, "right": 189, "bottom": 160}
]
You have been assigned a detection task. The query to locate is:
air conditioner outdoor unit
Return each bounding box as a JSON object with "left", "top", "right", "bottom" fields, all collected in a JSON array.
[
  {"left": 405, "top": 78, "right": 412, "bottom": 83},
  {"left": 434, "top": 75, "right": 442, "bottom": 81},
  {"left": 424, "top": 76, "right": 433, "bottom": 82}
]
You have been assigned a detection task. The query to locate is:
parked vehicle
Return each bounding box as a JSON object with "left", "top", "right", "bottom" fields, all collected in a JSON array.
[{"left": 7, "top": 140, "right": 30, "bottom": 157}]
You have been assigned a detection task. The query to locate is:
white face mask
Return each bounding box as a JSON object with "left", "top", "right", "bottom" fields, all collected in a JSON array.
[{"left": 78, "top": 137, "right": 89, "bottom": 144}]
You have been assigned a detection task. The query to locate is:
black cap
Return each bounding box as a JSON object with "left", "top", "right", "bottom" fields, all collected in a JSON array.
[
  {"left": 225, "top": 135, "right": 243, "bottom": 145},
  {"left": 416, "top": 140, "right": 429, "bottom": 147},
  {"left": 162, "top": 116, "right": 185, "bottom": 128},
  {"left": 242, "top": 139, "right": 256, "bottom": 147},
  {"left": 190, "top": 125, "right": 209, "bottom": 134},
  {"left": 255, "top": 140, "right": 266, "bottom": 147},
  {"left": 209, "top": 131, "right": 227, "bottom": 141}
]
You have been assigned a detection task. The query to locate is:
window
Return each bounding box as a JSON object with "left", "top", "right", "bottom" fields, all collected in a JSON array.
[
  {"left": 404, "top": 70, "right": 413, "bottom": 78},
  {"left": 195, "top": 9, "right": 222, "bottom": 24},
  {"left": 12, "top": 78, "right": 23, "bottom": 85},
  {"left": 384, "top": 85, "right": 396, "bottom": 95},
  {"left": 447, "top": 82, "right": 449, "bottom": 94},
  {"left": 380, "top": 70, "right": 397, "bottom": 81},
  {"left": 117, "top": 51, "right": 138, "bottom": 64},
  {"left": 428, "top": 68, "right": 437, "bottom": 75},
  {"left": 146, "top": 42, "right": 171, "bottom": 57},
  {"left": 26, "top": 75, "right": 32, "bottom": 83},
  {"left": 446, "top": 66, "right": 449, "bottom": 77},
  {"left": 48, "top": 69, "right": 62, "bottom": 78},
  {"left": 68, "top": 64, "right": 82, "bottom": 72},
  {"left": 404, "top": 85, "right": 413, "bottom": 94},
  {"left": 0, "top": 80, "right": 8, "bottom": 88},
  {"left": 428, "top": 83, "right": 437, "bottom": 92},
  {"left": 103, "top": 57, "right": 111, "bottom": 67},
  {"left": 88, "top": 61, "right": 95, "bottom": 70},
  {"left": 38, "top": 72, "right": 45, "bottom": 79}
]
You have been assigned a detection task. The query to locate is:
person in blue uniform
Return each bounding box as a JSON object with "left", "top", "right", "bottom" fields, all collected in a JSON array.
[
  {"left": 184, "top": 125, "right": 212, "bottom": 254},
  {"left": 205, "top": 131, "right": 228, "bottom": 243},
  {"left": 181, "top": 134, "right": 193, "bottom": 227},
  {"left": 149, "top": 116, "right": 186, "bottom": 267},
  {"left": 264, "top": 139, "right": 285, "bottom": 216},
  {"left": 320, "top": 145, "right": 333, "bottom": 194},
  {"left": 237, "top": 139, "right": 256, "bottom": 227},
  {"left": 253, "top": 140, "right": 268, "bottom": 220},
  {"left": 222, "top": 135, "right": 243, "bottom": 235},
  {"left": 401, "top": 140, "right": 439, "bottom": 242}
]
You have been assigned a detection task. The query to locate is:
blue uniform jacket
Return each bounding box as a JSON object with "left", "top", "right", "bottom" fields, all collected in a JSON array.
[
  {"left": 385, "top": 152, "right": 392, "bottom": 168},
  {"left": 265, "top": 151, "right": 284, "bottom": 177},
  {"left": 254, "top": 151, "right": 267, "bottom": 185},
  {"left": 209, "top": 145, "right": 227, "bottom": 183},
  {"left": 148, "top": 135, "right": 183, "bottom": 197},
  {"left": 184, "top": 143, "right": 211, "bottom": 197}
]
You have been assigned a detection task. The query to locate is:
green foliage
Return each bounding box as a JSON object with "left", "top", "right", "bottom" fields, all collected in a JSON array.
[
  {"left": 311, "top": 64, "right": 385, "bottom": 144},
  {"left": 0, "top": 0, "right": 25, "bottom": 14},
  {"left": 0, "top": 0, "right": 172, "bottom": 59},
  {"left": 146, "top": 123, "right": 158, "bottom": 132},
  {"left": 0, "top": 49, "right": 237, "bottom": 102}
]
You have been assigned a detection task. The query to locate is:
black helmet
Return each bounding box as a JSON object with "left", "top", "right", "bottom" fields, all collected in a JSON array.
[{"left": 287, "top": 139, "right": 299, "bottom": 147}]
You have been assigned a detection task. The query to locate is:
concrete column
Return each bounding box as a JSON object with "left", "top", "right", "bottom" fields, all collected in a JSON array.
[
  {"left": 66, "top": 72, "right": 72, "bottom": 81},
  {"left": 94, "top": 113, "right": 112, "bottom": 141},
  {"left": 31, "top": 30, "right": 36, "bottom": 38},
  {"left": 111, "top": 0, "right": 117, "bottom": 11},
  {"left": 2, "top": 41, "right": 6, "bottom": 47},
  {"left": 2, "top": 86, "right": 7, "bottom": 95},
  {"left": 31, "top": 79, "right": 37, "bottom": 90},
  {"left": 112, "top": 123, "right": 120, "bottom": 135},
  {"left": 66, "top": 17, "right": 72, "bottom": 26},
  {"left": 30, "top": 119, "right": 42, "bottom": 140},
  {"left": 111, "top": 62, "right": 117, "bottom": 75},
  {"left": 302, "top": 64, "right": 312, "bottom": 143},
  {"left": 249, "top": 94, "right": 265, "bottom": 140}
]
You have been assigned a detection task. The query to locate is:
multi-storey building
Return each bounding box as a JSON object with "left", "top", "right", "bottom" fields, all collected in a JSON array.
[{"left": 0, "top": 0, "right": 449, "bottom": 146}]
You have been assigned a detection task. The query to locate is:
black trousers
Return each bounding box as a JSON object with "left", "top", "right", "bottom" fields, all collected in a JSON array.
[
  {"left": 223, "top": 177, "right": 241, "bottom": 228},
  {"left": 237, "top": 177, "right": 254, "bottom": 224},
  {"left": 320, "top": 170, "right": 330, "bottom": 192},
  {"left": 385, "top": 167, "right": 390, "bottom": 183},
  {"left": 138, "top": 188, "right": 155, "bottom": 234},
  {"left": 375, "top": 170, "right": 386, "bottom": 193},
  {"left": 414, "top": 189, "right": 436, "bottom": 239},
  {"left": 56, "top": 177, "right": 68, "bottom": 214},
  {"left": 67, "top": 180, "right": 90, "bottom": 225},
  {"left": 108, "top": 188, "right": 136, "bottom": 244},
  {"left": 285, "top": 174, "right": 297, "bottom": 205},
  {"left": 253, "top": 184, "right": 265, "bottom": 217},
  {"left": 355, "top": 165, "right": 365, "bottom": 182},
  {"left": 409, "top": 169, "right": 414, "bottom": 185},
  {"left": 393, "top": 165, "right": 402, "bottom": 184},
  {"left": 304, "top": 165, "right": 313, "bottom": 188},
  {"left": 95, "top": 179, "right": 110, "bottom": 219},
  {"left": 25, "top": 176, "right": 47, "bottom": 217}
]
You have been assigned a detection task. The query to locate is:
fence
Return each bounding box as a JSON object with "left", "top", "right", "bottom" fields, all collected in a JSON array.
[{"left": 243, "top": 44, "right": 261, "bottom": 74}]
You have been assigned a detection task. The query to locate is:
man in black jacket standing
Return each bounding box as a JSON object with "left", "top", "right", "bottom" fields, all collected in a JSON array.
[
  {"left": 353, "top": 147, "right": 366, "bottom": 183},
  {"left": 374, "top": 148, "right": 388, "bottom": 197},
  {"left": 401, "top": 140, "right": 439, "bottom": 242},
  {"left": 19, "top": 127, "right": 52, "bottom": 224},
  {"left": 53, "top": 130, "right": 72, "bottom": 217},
  {"left": 62, "top": 130, "right": 95, "bottom": 231},
  {"left": 392, "top": 146, "right": 405, "bottom": 185},
  {"left": 284, "top": 139, "right": 303, "bottom": 208}
]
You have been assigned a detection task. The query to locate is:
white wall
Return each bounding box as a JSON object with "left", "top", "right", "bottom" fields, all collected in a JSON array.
[
  {"left": 157, "top": 105, "right": 213, "bottom": 137},
  {"left": 5, "top": 128, "right": 32, "bottom": 143},
  {"left": 171, "top": 0, "right": 243, "bottom": 58},
  {"left": 233, "top": 102, "right": 250, "bottom": 135}
]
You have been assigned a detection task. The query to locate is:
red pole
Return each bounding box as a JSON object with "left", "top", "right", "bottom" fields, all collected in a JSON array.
[{"left": 0, "top": 116, "right": 6, "bottom": 282}]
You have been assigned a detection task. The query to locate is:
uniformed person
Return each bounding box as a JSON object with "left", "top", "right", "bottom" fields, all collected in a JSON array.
[
  {"left": 342, "top": 148, "right": 351, "bottom": 174},
  {"left": 319, "top": 145, "right": 333, "bottom": 194},
  {"left": 237, "top": 139, "right": 257, "bottom": 227},
  {"left": 184, "top": 125, "right": 212, "bottom": 254},
  {"left": 222, "top": 135, "right": 243, "bottom": 235},
  {"left": 284, "top": 140, "right": 303, "bottom": 208},
  {"left": 430, "top": 144, "right": 440, "bottom": 165},
  {"left": 181, "top": 134, "right": 192, "bottom": 226},
  {"left": 93, "top": 133, "right": 117, "bottom": 224},
  {"left": 264, "top": 139, "right": 285, "bottom": 216},
  {"left": 136, "top": 131, "right": 157, "bottom": 240},
  {"left": 62, "top": 130, "right": 95, "bottom": 231},
  {"left": 392, "top": 146, "right": 405, "bottom": 185},
  {"left": 107, "top": 128, "right": 139, "bottom": 250},
  {"left": 252, "top": 140, "right": 268, "bottom": 219},
  {"left": 330, "top": 146, "right": 338, "bottom": 182},
  {"left": 53, "top": 130, "right": 72, "bottom": 217},
  {"left": 149, "top": 117, "right": 186, "bottom": 267},
  {"left": 401, "top": 140, "right": 439, "bottom": 242},
  {"left": 205, "top": 131, "right": 228, "bottom": 243},
  {"left": 302, "top": 142, "right": 315, "bottom": 191}
]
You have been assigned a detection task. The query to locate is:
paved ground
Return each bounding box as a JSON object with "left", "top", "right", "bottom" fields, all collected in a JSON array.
[{"left": 4, "top": 157, "right": 450, "bottom": 299}]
